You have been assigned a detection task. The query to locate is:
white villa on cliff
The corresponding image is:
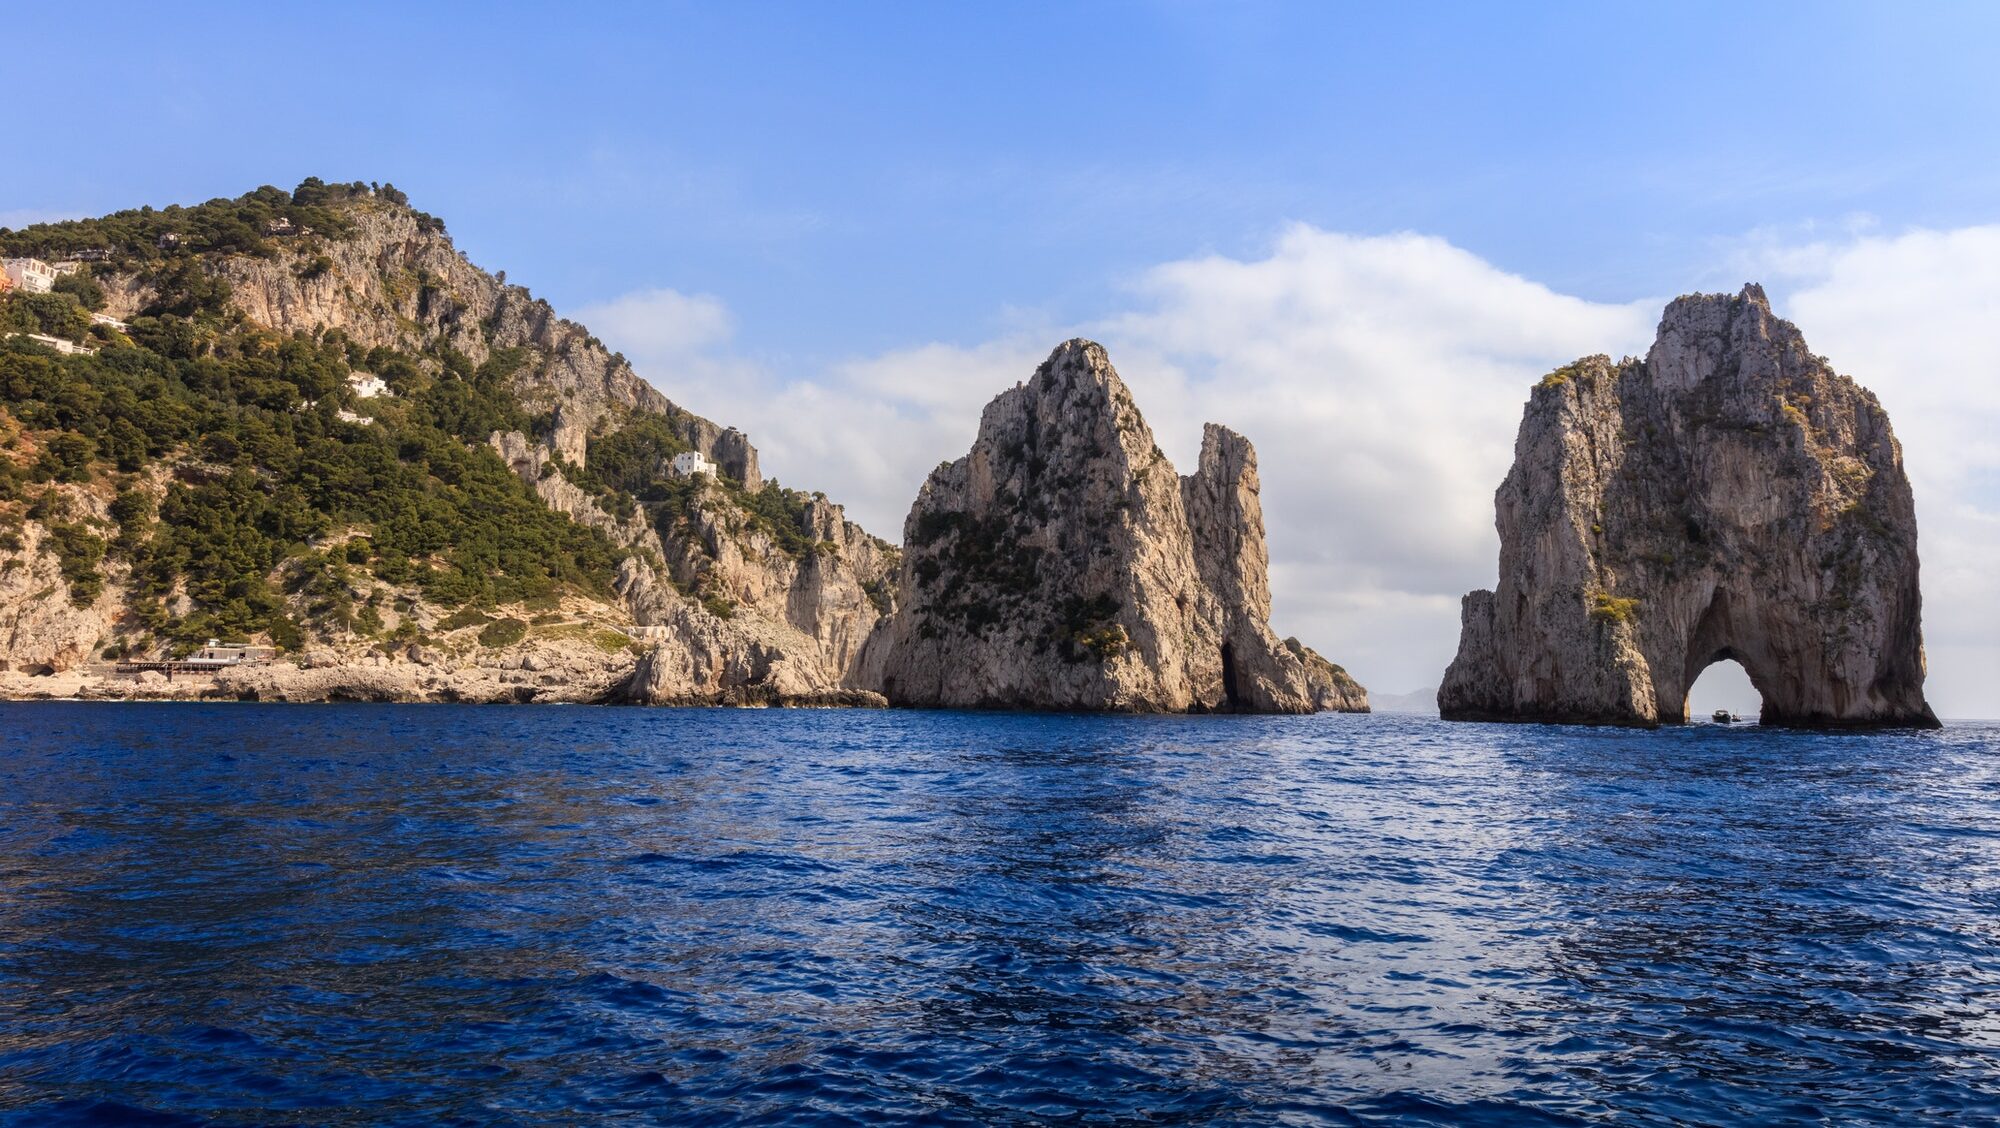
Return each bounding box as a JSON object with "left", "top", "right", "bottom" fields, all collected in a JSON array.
[
  {"left": 2, "top": 258, "right": 56, "bottom": 294},
  {"left": 670, "top": 451, "right": 718, "bottom": 478},
  {"left": 348, "top": 371, "right": 389, "bottom": 398}
]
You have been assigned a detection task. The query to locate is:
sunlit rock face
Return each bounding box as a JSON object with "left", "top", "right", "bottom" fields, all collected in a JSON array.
[
  {"left": 863, "top": 340, "right": 1366, "bottom": 714},
  {"left": 1440, "top": 285, "right": 1937, "bottom": 729}
]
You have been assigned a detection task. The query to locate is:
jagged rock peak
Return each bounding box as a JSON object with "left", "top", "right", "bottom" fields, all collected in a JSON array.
[
  {"left": 862, "top": 339, "right": 1366, "bottom": 714},
  {"left": 1439, "top": 284, "right": 1936, "bottom": 729}
]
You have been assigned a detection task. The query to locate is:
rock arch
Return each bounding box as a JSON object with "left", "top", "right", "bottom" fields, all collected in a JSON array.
[
  {"left": 1439, "top": 285, "right": 1938, "bottom": 729},
  {"left": 1684, "top": 652, "right": 1762, "bottom": 723}
]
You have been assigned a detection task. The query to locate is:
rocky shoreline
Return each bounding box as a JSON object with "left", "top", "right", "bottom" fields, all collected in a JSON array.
[{"left": 0, "top": 636, "right": 887, "bottom": 707}]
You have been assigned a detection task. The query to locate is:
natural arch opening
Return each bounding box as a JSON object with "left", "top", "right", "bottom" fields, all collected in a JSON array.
[
  {"left": 1220, "top": 642, "right": 1241, "bottom": 709},
  {"left": 1686, "top": 656, "right": 1762, "bottom": 724}
]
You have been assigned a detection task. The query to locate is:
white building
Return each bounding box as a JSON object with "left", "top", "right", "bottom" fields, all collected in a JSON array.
[
  {"left": 348, "top": 371, "right": 389, "bottom": 398},
  {"left": 90, "top": 312, "right": 130, "bottom": 332},
  {"left": 2, "top": 258, "right": 55, "bottom": 294},
  {"left": 190, "top": 640, "right": 277, "bottom": 667},
  {"left": 670, "top": 451, "right": 718, "bottom": 478},
  {"left": 335, "top": 409, "right": 375, "bottom": 425},
  {"left": 9, "top": 333, "right": 96, "bottom": 356}
]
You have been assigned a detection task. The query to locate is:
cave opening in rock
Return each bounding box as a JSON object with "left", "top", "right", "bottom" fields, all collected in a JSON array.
[
  {"left": 1686, "top": 655, "right": 1763, "bottom": 724},
  {"left": 1220, "top": 642, "right": 1241, "bottom": 709}
]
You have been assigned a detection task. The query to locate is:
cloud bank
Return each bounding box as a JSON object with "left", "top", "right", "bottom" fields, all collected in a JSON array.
[{"left": 582, "top": 225, "right": 2000, "bottom": 717}]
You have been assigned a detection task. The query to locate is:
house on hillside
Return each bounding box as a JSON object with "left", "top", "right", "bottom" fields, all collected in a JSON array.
[
  {"left": 192, "top": 640, "right": 277, "bottom": 666},
  {"left": 72, "top": 247, "right": 112, "bottom": 263},
  {"left": 347, "top": 371, "right": 389, "bottom": 398},
  {"left": 670, "top": 451, "right": 718, "bottom": 478},
  {"left": 157, "top": 232, "right": 184, "bottom": 250},
  {"left": 8, "top": 333, "right": 96, "bottom": 356},
  {"left": 264, "top": 217, "right": 311, "bottom": 237},
  {"left": 1, "top": 258, "right": 55, "bottom": 294},
  {"left": 90, "top": 312, "right": 130, "bottom": 332}
]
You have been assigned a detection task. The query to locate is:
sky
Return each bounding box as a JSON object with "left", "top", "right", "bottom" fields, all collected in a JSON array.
[{"left": 10, "top": 2, "right": 2000, "bottom": 716}]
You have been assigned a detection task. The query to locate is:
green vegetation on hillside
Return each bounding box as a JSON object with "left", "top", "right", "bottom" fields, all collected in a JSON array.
[
  {"left": 1589, "top": 592, "right": 1640, "bottom": 625},
  {"left": 1, "top": 178, "right": 885, "bottom": 659},
  {"left": 0, "top": 275, "right": 626, "bottom": 650},
  {"left": 0, "top": 178, "right": 435, "bottom": 264},
  {"left": 580, "top": 412, "right": 831, "bottom": 560}
]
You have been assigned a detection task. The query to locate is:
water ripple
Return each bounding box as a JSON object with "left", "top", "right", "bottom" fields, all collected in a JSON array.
[{"left": 0, "top": 704, "right": 1995, "bottom": 1124}]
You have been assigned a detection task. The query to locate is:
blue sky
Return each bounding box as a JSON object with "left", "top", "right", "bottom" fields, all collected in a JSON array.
[
  {"left": 12, "top": 2, "right": 2000, "bottom": 713},
  {"left": 13, "top": 2, "right": 1999, "bottom": 358}
]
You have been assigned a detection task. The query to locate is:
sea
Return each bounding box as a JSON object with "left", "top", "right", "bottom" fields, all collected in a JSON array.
[{"left": 0, "top": 703, "right": 1994, "bottom": 1125}]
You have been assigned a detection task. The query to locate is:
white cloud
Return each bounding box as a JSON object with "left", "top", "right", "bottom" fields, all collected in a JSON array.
[
  {"left": 1749, "top": 226, "right": 2000, "bottom": 719},
  {"left": 1091, "top": 227, "right": 1658, "bottom": 694},
  {"left": 580, "top": 224, "right": 2000, "bottom": 716},
  {"left": 572, "top": 287, "right": 735, "bottom": 358}
]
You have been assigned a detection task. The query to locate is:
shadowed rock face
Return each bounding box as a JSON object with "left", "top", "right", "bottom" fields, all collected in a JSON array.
[
  {"left": 863, "top": 340, "right": 1366, "bottom": 713},
  {"left": 1441, "top": 285, "right": 1937, "bottom": 729}
]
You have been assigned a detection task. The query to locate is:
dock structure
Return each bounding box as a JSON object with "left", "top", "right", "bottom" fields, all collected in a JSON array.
[{"left": 112, "top": 639, "right": 277, "bottom": 678}]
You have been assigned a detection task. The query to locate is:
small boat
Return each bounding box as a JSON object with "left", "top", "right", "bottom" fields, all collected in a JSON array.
[{"left": 1711, "top": 709, "right": 1738, "bottom": 724}]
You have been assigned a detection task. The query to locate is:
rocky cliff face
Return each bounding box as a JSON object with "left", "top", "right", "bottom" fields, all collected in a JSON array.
[
  {"left": 0, "top": 188, "right": 893, "bottom": 706},
  {"left": 863, "top": 340, "right": 1365, "bottom": 713},
  {"left": 102, "top": 203, "right": 763, "bottom": 486},
  {"left": 1440, "top": 285, "right": 1937, "bottom": 729},
  {"left": 484, "top": 427, "right": 894, "bottom": 702},
  {"left": 0, "top": 517, "right": 120, "bottom": 675},
  {"left": 203, "top": 199, "right": 892, "bottom": 706}
]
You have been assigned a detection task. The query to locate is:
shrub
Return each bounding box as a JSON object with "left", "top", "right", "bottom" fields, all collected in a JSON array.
[
  {"left": 36, "top": 434, "right": 97, "bottom": 483},
  {"left": 51, "top": 271, "right": 107, "bottom": 312},
  {"left": 46, "top": 523, "right": 107, "bottom": 603},
  {"left": 438, "top": 606, "right": 494, "bottom": 632},
  {"left": 1589, "top": 592, "right": 1640, "bottom": 625},
  {"left": 1056, "top": 593, "right": 1125, "bottom": 662},
  {"left": 478, "top": 617, "right": 527, "bottom": 647}
]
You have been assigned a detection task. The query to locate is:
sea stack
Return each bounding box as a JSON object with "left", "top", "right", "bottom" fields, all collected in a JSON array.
[
  {"left": 1440, "top": 285, "right": 1937, "bottom": 728},
  {"left": 864, "top": 340, "right": 1366, "bottom": 713}
]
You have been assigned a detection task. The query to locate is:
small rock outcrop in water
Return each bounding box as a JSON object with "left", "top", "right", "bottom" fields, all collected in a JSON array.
[
  {"left": 864, "top": 340, "right": 1366, "bottom": 713},
  {"left": 1440, "top": 285, "right": 1937, "bottom": 728}
]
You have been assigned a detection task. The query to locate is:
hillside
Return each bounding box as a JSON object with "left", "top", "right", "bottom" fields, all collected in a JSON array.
[{"left": 0, "top": 179, "right": 893, "bottom": 702}]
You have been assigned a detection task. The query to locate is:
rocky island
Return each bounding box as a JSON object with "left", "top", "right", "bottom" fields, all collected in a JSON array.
[
  {"left": 861, "top": 340, "right": 1366, "bottom": 712},
  {"left": 1440, "top": 285, "right": 1938, "bottom": 728},
  {"left": 0, "top": 181, "right": 1362, "bottom": 713}
]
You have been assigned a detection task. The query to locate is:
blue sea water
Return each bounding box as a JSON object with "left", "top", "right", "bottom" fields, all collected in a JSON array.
[{"left": 0, "top": 705, "right": 1995, "bottom": 1126}]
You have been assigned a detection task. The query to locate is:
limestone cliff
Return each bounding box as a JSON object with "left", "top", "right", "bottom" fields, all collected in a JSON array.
[
  {"left": 1, "top": 184, "right": 891, "bottom": 707},
  {"left": 863, "top": 340, "right": 1365, "bottom": 713},
  {"left": 1440, "top": 285, "right": 1937, "bottom": 729},
  {"left": 100, "top": 203, "right": 763, "bottom": 486},
  {"left": 0, "top": 513, "right": 121, "bottom": 675}
]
